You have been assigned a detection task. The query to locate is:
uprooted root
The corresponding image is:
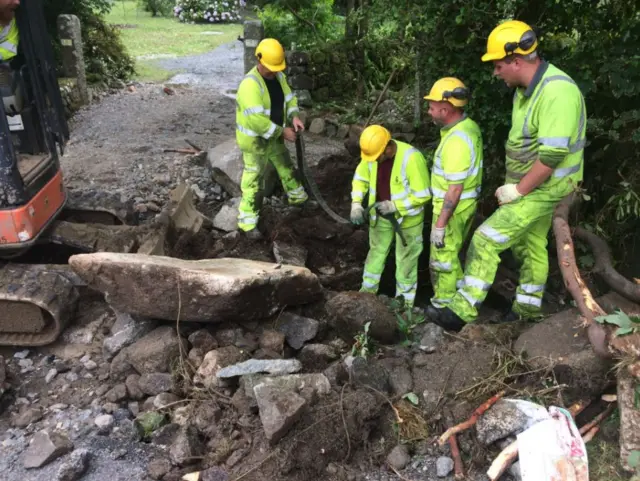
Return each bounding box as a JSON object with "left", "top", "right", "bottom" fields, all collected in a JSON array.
[{"left": 394, "top": 399, "right": 429, "bottom": 443}]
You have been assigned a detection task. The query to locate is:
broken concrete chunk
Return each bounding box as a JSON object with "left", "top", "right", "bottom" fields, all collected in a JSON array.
[
  {"left": 475, "top": 399, "right": 549, "bottom": 445},
  {"left": 193, "top": 346, "right": 246, "bottom": 389},
  {"left": 216, "top": 359, "right": 302, "bottom": 378},
  {"left": 23, "top": 430, "right": 74, "bottom": 469},
  {"left": 241, "top": 373, "right": 331, "bottom": 401},
  {"left": 254, "top": 384, "right": 306, "bottom": 443},
  {"left": 277, "top": 312, "right": 320, "bottom": 350},
  {"left": 103, "top": 310, "right": 156, "bottom": 359},
  {"left": 56, "top": 448, "right": 90, "bottom": 481},
  {"left": 272, "top": 240, "right": 308, "bottom": 267},
  {"left": 326, "top": 292, "right": 398, "bottom": 344},
  {"left": 69, "top": 254, "right": 323, "bottom": 322},
  {"left": 170, "top": 425, "right": 204, "bottom": 466},
  {"left": 127, "top": 326, "right": 187, "bottom": 375}
]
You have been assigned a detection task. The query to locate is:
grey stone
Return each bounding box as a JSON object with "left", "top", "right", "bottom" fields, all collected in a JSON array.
[
  {"left": 308, "top": 118, "right": 326, "bottom": 135},
  {"left": 23, "top": 430, "right": 74, "bottom": 469},
  {"left": 188, "top": 348, "right": 205, "bottom": 369},
  {"left": 417, "top": 323, "right": 445, "bottom": 353},
  {"left": 154, "top": 393, "right": 181, "bottom": 409},
  {"left": 126, "top": 326, "right": 187, "bottom": 375},
  {"left": 193, "top": 403, "right": 221, "bottom": 438},
  {"left": 348, "top": 357, "right": 390, "bottom": 394},
  {"left": 326, "top": 292, "right": 398, "bottom": 344},
  {"left": 213, "top": 201, "right": 240, "bottom": 232},
  {"left": 286, "top": 51, "right": 309, "bottom": 66},
  {"left": 13, "top": 407, "right": 43, "bottom": 428},
  {"left": 147, "top": 458, "right": 172, "bottom": 479},
  {"left": 272, "top": 240, "right": 308, "bottom": 267},
  {"left": 109, "top": 349, "right": 135, "bottom": 382},
  {"left": 277, "top": 312, "right": 320, "bottom": 350},
  {"left": 254, "top": 384, "right": 306, "bottom": 443},
  {"left": 476, "top": 399, "right": 548, "bottom": 445},
  {"left": 288, "top": 74, "right": 313, "bottom": 90},
  {"left": 243, "top": 20, "right": 264, "bottom": 74},
  {"left": 336, "top": 124, "right": 350, "bottom": 140},
  {"left": 193, "top": 346, "right": 247, "bottom": 389},
  {"left": 69, "top": 254, "right": 323, "bottom": 324},
  {"left": 379, "top": 357, "right": 413, "bottom": 396},
  {"left": 188, "top": 329, "right": 218, "bottom": 352},
  {"left": 386, "top": 445, "right": 410, "bottom": 470},
  {"left": 293, "top": 90, "right": 312, "bottom": 107},
  {"left": 57, "top": 15, "right": 88, "bottom": 105},
  {"left": 170, "top": 425, "right": 204, "bottom": 466},
  {"left": 138, "top": 373, "right": 174, "bottom": 396},
  {"left": 297, "top": 343, "right": 338, "bottom": 371},
  {"left": 14, "top": 349, "right": 30, "bottom": 359},
  {"left": 56, "top": 449, "right": 90, "bottom": 481},
  {"left": 151, "top": 423, "right": 180, "bottom": 447},
  {"left": 259, "top": 330, "right": 285, "bottom": 353},
  {"left": 216, "top": 359, "right": 302, "bottom": 378},
  {"left": 241, "top": 373, "right": 331, "bottom": 401},
  {"left": 125, "top": 374, "right": 145, "bottom": 400},
  {"left": 95, "top": 414, "right": 115, "bottom": 434},
  {"left": 105, "top": 384, "right": 128, "bottom": 403},
  {"left": 323, "top": 361, "right": 349, "bottom": 387},
  {"left": 103, "top": 310, "right": 156, "bottom": 358},
  {"left": 436, "top": 456, "right": 454, "bottom": 477}
]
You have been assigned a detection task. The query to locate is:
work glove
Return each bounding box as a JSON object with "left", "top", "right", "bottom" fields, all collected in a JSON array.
[
  {"left": 376, "top": 200, "right": 397, "bottom": 215},
  {"left": 430, "top": 227, "right": 446, "bottom": 249},
  {"left": 350, "top": 203, "right": 365, "bottom": 225},
  {"left": 495, "top": 184, "right": 523, "bottom": 205}
]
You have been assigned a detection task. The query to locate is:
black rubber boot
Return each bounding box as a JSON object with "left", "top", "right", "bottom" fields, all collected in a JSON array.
[{"left": 425, "top": 305, "right": 466, "bottom": 332}]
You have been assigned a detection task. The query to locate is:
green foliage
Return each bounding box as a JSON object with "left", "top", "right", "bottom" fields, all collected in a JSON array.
[
  {"left": 594, "top": 309, "right": 640, "bottom": 336},
  {"left": 351, "top": 321, "right": 373, "bottom": 358},
  {"left": 256, "top": 0, "right": 344, "bottom": 50},
  {"left": 44, "top": 0, "right": 135, "bottom": 83},
  {"left": 138, "top": 0, "right": 174, "bottom": 17},
  {"left": 402, "top": 392, "right": 419, "bottom": 406},
  {"left": 388, "top": 296, "right": 425, "bottom": 344},
  {"left": 174, "top": 0, "right": 243, "bottom": 23}
]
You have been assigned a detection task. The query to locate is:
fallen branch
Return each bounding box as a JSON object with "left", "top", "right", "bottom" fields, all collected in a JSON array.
[
  {"left": 163, "top": 148, "right": 199, "bottom": 154},
  {"left": 364, "top": 69, "right": 398, "bottom": 128},
  {"left": 552, "top": 194, "right": 610, "bottom": 358},
  {"left": 582, "top": 426, "right": 600, "bottom": 443},
  {"left": 578, "top": 402, "right": 616, "bottom": 435},
  {"left": 184, "top": 138, "right": 203, "bottom": 152},
  {"left": 437, "top": 390, "right": 506, "bottom": 446},
  {"left": 449, "top": 434, "right": 464, "bottom": 480},
  {"left": 486, "top": 400, "right": 591, "bottom": 481}
]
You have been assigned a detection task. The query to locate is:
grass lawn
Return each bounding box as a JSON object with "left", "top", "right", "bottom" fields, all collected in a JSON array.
[{"left": 106, "top": 1, "right": 242, "bottom": 82}]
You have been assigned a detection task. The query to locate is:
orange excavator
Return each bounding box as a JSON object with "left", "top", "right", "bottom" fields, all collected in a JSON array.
[{"left": 0, "top": 0, "right": 144, "bottom": 346}]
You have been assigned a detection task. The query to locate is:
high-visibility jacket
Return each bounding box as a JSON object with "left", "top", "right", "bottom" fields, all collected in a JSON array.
[
  {"left": 235, "top": 66, "right": 299, "bottom": 153},
  {"left": 505, "top": 61, "right": 586, "bottom": 198},
  {"left": 351, "top": 141, "right": 431, "bottom": 228},
  {"left": 0, "top": 18, "right": 19, "bottom": 62},
  {"left": 431, "top": 115, "right": 483, "bottom": 215}
]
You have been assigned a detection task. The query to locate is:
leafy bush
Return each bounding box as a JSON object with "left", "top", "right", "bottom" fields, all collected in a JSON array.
[
  {"left": 139, "top": 0, "right": 174, "bottom": 17},
  {"left": 43, "top": 0, "right": 134, "bottom": 83},
  {"left": 174, "top": 0, "right": 244, "bottom": 23}
]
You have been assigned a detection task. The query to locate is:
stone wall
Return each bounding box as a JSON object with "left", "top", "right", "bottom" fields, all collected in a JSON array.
[{"left": 285, "top": 51, "right": 313, "bottom": 109}]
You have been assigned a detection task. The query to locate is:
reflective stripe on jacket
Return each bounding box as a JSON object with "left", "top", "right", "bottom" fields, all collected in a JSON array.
[
  {"left": 0, "top": 18, "right": 18, "bottom": 62},
  {"left": 235, "top": 66, "right": 299, "bottom": 152},
  {"left": 351, "top": 141, "right": 431, "bottom": 228}
]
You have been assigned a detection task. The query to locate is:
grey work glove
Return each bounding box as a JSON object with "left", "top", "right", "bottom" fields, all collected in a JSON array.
[
  {"left": 350, "top": 203, "right": 365, "bottom": 225},
  {"left": 430, "top": 226, "right": 446, "bottom": 249},
  {"left": 376, "top": 200, "right": 397, "bottom": 215}
]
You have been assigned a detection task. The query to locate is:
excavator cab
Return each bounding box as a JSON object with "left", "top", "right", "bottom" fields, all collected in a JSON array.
[{"left": 0, "top": 0, "right": 69, "bottom": 256}]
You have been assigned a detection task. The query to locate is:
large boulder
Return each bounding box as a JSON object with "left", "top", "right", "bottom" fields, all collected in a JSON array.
[
  {"left": 325, "top": 292, "right": 399, "bottom": 344},
  {"left": 68, "top": 254, "right": 324, "bottom": 323},
  {"left": 514, "top": 301, "right": 613, "bottom": 401}
]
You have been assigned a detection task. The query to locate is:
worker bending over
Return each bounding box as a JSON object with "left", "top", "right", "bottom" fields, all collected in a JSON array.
[
  {"left": 350, "top": 125, "right": 431, "bottom": 307},
  {"left": 423, "top": 77, "right": 483, "bottom": 314},
  {"left": 429, "top": 20, "right": 587, "bottom": 331},
  {"left": 235, "top": 38, "right": 308, "bottom": 239}
]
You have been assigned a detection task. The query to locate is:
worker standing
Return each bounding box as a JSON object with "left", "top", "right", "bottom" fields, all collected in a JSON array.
[
  {"left": 423, "top": 77, "right": 483, "bottom": 314},
  {"left": 235, "top": 38, "right": 308, "bottom": 239},
  {"left": 0, "top": 0, "right": 20, "bottom": 63},
  {"left": 428, "top": 20, "right": 587, "bottom": 331},
  {"left": 350, "top": 125, "right": 431, "bottom": 308}
]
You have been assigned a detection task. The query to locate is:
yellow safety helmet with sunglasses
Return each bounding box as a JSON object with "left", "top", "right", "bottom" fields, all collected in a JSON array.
[
  {"left": 482, "top": 20, "right": 538, "bottom": 62},
  {"left": 423, "top": 77, "right": 469, "bottom": 108}
]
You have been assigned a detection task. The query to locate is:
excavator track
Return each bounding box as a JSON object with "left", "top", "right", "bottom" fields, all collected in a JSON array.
[{"left": 0, "top": 263, "right": 79, "bottom": 346}]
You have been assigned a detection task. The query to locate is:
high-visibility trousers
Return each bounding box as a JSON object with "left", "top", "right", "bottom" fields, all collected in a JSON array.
[
  {"left": 448, "top": 189, "right": 558, "bottom": 322},
  {"left": 360, "top": 216, "right": 424, "bottom": 307},
  {"left": 429, "top": 203, "right": 477, "bottom": 309},
  {"left": 237, "top": 137, "right": 308, "bottom": 231}
]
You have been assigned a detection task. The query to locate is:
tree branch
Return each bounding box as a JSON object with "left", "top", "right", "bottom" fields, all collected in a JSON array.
[{"left": 285, "top": 5, "right": 318, "bottom": 36}]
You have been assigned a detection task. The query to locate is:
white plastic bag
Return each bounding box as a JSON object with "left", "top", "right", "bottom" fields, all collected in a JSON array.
[{"left": 517, "top": 406, "right": 589, "bottom": 481}]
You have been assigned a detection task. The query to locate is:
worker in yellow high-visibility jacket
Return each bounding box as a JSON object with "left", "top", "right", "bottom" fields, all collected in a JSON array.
[
  {"left": 0, "top": 0, "right": 20, "bottom": 63},
  {"left": 235, "top": 38, "right": 308, "bottom": 239},
  {"left": 423, "top": 77, "right": 483, "bottom": 315},
  {"left": 350, "top": 125, "right": 432, "bottom": 307},
  {"left": 430, "top": 20, "right": 587, "bottom": 332}
]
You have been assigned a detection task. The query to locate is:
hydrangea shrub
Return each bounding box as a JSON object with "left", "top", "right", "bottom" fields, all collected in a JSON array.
[{"left": 174, "top": 0, "right": 245, "bottom": 23}]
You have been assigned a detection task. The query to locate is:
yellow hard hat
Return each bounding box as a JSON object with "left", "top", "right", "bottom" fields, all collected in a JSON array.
[
  {"left": 423, "top": 77, "right": 469, "bottom": 108},
  {"left": 255, "top": 38, "right": 286, "bottom": 72},
  {"left": 482, "top": 20, "right": 538, "bottom": 62},
  {"left": 360, "top": 125, "right": 392, "bottom": 162}
]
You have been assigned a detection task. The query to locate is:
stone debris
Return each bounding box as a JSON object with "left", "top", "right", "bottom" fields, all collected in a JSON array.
[
  {"left": 436, "top": 456, "right": 454, "bottom": 477},
  {"left": 386, "top": 444, "right": 410, "bottom": 470},
  {"left": 23, "top": 430, "right": 74, "bottom": 469},
  {"left": 216, "top": 359, "right": 303, "bottom": 379},
  {"left": 56, "top": 448, "right": 90, "bottom": 481},
  {"left": 254, "top": 384, "right": 306, "bottom": 443},
  {"left": 276, "top": 312, "right": 320, "bottom": 350}
]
